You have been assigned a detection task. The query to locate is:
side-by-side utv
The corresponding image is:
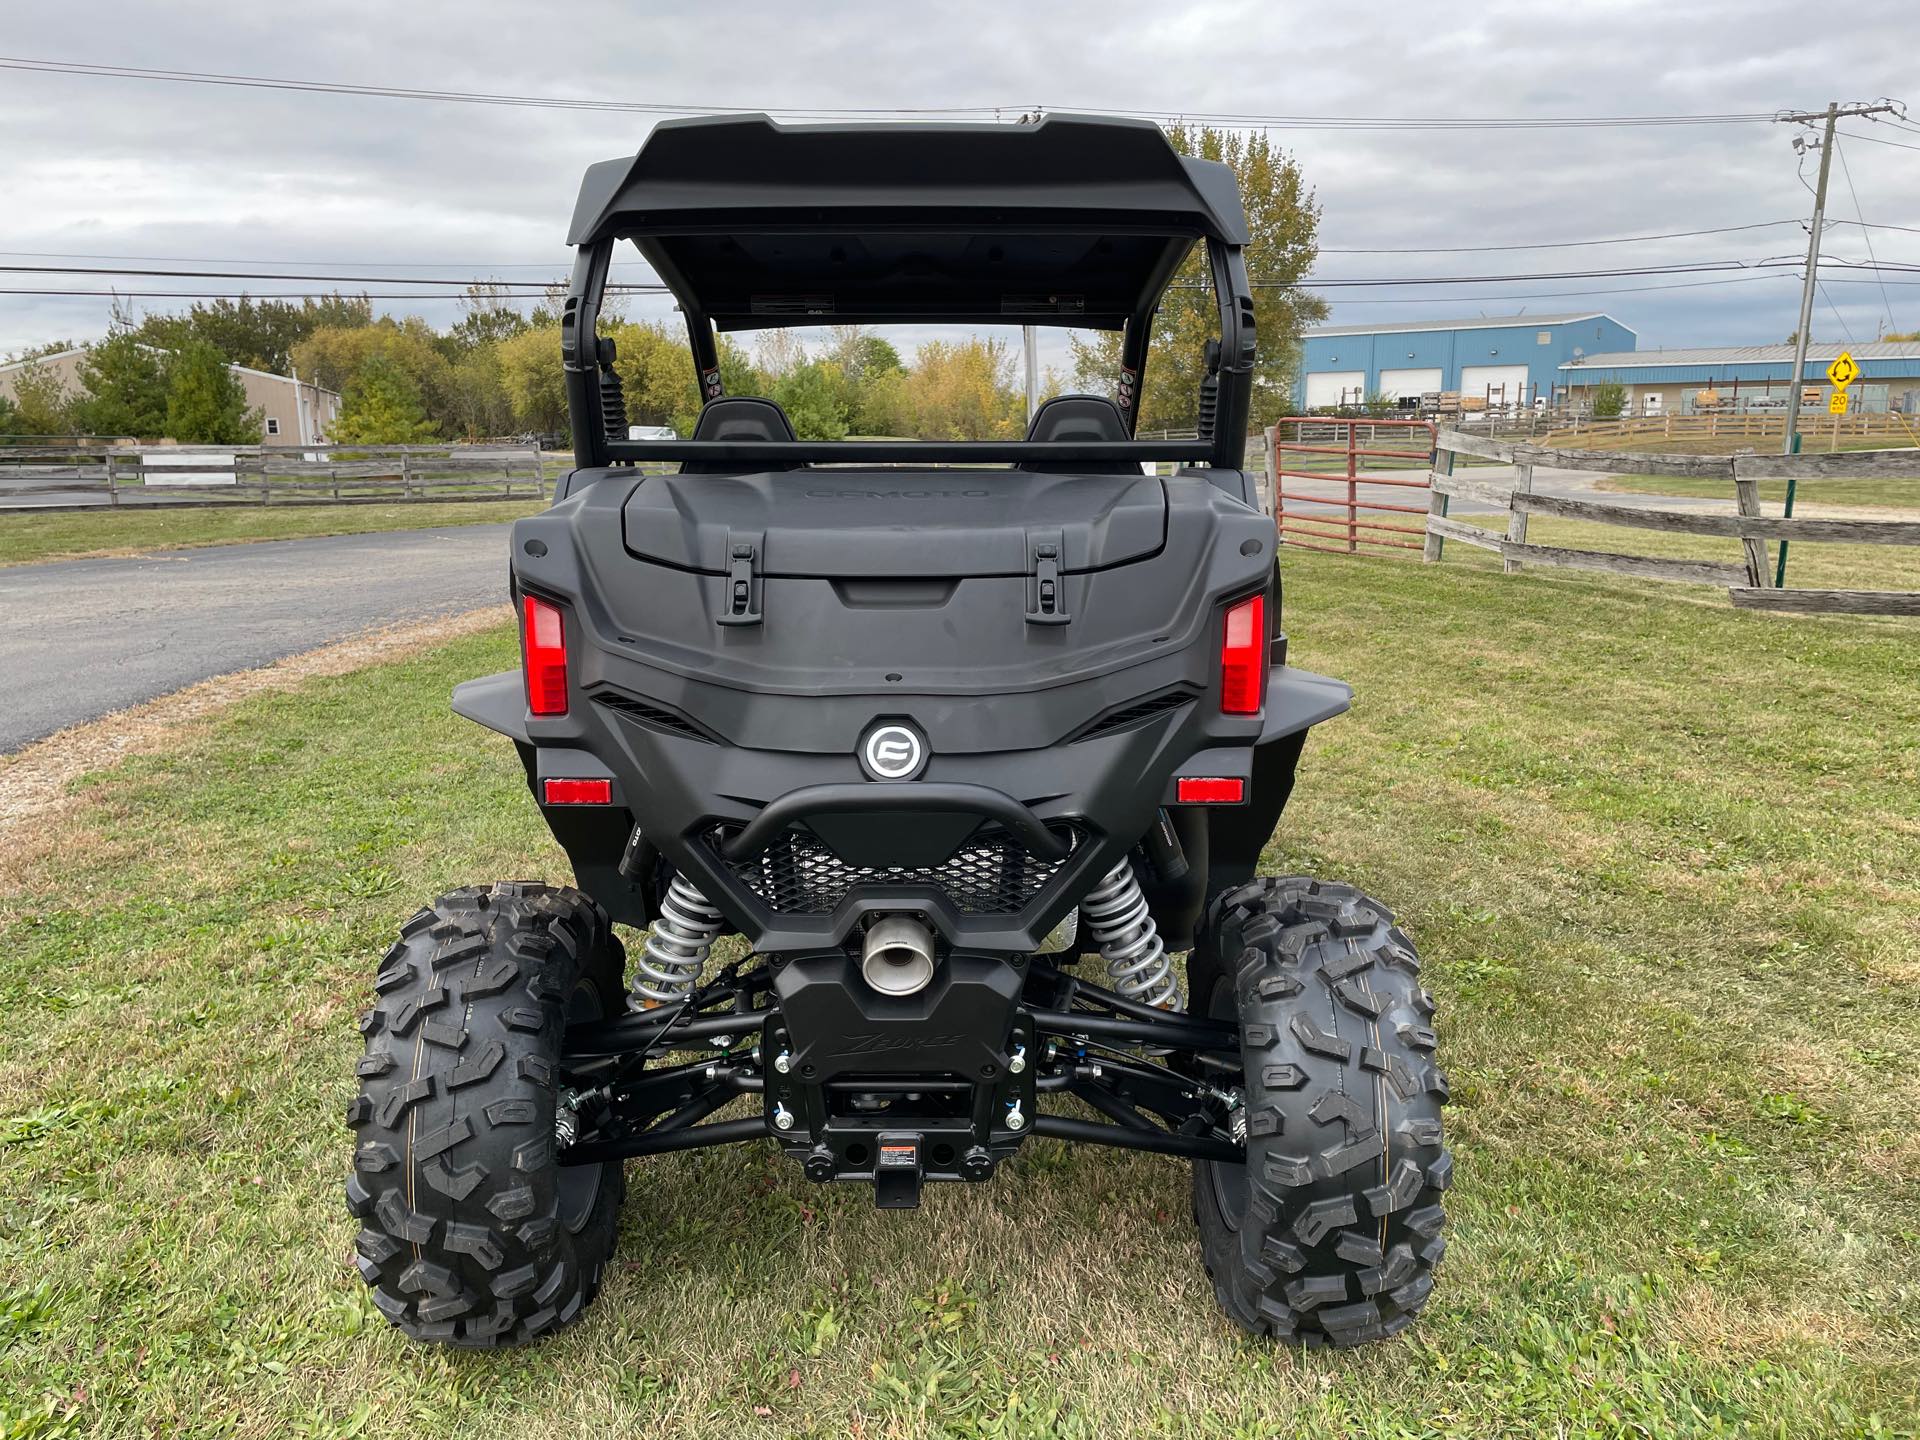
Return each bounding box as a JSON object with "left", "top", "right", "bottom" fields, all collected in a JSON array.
[{"left": 346, "top": 114, "right": 1448, "bottom": 1350}]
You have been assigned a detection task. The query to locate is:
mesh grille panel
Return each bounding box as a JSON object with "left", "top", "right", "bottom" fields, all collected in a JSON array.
[
  {"left": 717, "top": 824, "right": 1073, "bottom": 916},
  {"left": 1075, "top": 688, "right": 1195, "bottom": 741},
  {"left": 592, "top": 689, "right": 711, "bottom": 741}
]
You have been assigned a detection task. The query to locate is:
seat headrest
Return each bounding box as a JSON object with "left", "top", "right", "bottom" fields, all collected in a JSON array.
[
  {"left": 690, "top": 396, "right": 798, "bottom": 443},
  {"left": 1019, "top": 394, "right": 1135, "bottom": 472},
  {"left": 1023, "top": 394, "right": 1129, "bottom": 444},
  {"left": 683, "top": 397, "right": 800, "bottom": 473}
]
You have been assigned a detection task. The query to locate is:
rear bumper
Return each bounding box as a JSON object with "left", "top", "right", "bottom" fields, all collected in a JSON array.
[{"left": 453, "top": 664, "right": 1349, "bottom": 953}]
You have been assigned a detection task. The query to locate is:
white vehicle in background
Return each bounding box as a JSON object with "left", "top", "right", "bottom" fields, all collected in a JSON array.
[{"left": 627, "top": 424, "right": 678, "bottom": 441}]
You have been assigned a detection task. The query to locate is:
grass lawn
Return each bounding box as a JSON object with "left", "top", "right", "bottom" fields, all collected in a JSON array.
[
  {"left": 1, "top": 554, "right": 1917, "bottom": 1436},
  {"left": 0, "top": 500, "right": 548, "bottom": 569},
  {"left": 1594, "top": 474, "right": 1920, "bottom": 510}
]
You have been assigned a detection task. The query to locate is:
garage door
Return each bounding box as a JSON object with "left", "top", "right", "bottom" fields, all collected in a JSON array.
[
  {"left": 1305, "top": 371, "right": 1365, "bottom": 408},
  {"left": 1459, "top": 364, "right": 1531, "bottom": 407},
  {"left": 1377, "top": 367, "right": 1442, "bottom": 401}
]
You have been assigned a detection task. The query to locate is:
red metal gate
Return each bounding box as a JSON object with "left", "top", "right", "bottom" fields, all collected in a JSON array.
[{"left": 1268, "top": 418, "right": 1434, "bottom": 555}]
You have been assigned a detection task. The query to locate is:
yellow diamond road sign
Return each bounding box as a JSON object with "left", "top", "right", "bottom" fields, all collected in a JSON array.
[
  {"left": 1829, "top": 390, "right": 1850, "bottom": 416},
  {"left": 1826, "top": 351, "right": 1859, "bottom": 388}
]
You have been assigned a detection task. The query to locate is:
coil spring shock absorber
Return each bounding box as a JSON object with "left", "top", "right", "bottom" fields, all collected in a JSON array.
[
  {"left": 1081, "top": 857, "right": 1180, "bottom": 1012},
  {"left": 630, "top": 872, "right": 725, "bottom": 1007}
]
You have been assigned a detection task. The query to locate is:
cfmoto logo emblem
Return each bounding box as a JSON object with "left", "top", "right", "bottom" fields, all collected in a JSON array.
[{"left": 860, "top": 722, "right": 927, "bottom": 782}]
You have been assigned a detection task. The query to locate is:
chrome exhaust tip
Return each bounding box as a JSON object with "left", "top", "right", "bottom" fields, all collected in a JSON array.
[{"left": 860, "top": 916, "right": 937, "bottom": 997}]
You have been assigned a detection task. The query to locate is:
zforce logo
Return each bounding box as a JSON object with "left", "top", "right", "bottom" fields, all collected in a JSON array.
[
  {"left": 860, "top": 721, "right": 927, "bottom": 782},
  {"left": 806, "top": 489, "right": 990, "bottom": 500},
  {"left": 826, "top": 1033, "right": 966, "bottom": 1059}
]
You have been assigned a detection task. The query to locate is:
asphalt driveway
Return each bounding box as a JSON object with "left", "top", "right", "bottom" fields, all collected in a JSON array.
[{"left": 0, "top": 524, "right": 513, "bottom": 752}]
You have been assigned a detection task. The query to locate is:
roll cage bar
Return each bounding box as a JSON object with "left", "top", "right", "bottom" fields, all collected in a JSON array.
[{"left": 558, "top": 232, "right": 1256, "bottom": 474}]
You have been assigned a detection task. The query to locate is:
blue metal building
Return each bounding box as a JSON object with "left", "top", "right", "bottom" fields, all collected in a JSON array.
[{"left": 1293, "top": 312, "right": 1638, "bottom": 410}]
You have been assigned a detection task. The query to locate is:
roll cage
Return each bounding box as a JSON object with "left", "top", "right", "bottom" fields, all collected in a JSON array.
[{"left": 556, "top": 114, "right": 1257, "bottom": 473}]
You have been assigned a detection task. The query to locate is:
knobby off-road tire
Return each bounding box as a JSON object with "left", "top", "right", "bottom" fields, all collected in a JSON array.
[
  {"left": 1190, "top": 878, "right": 1450, "bottom": 1346},
  {"left": 346, "top": 882, "right": 627, "bottom": 1348}
]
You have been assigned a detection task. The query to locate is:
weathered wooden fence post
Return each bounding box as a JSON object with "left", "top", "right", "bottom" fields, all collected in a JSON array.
[
  {"left": 1503, "top": 462, "right": 1535, "bottom": 574},
  {"left": 1422, "top": 444, "right": 1454, "bottom": 563},
  {"left": 1732, "top": 473, "right": 1768, "bottom": 588}
]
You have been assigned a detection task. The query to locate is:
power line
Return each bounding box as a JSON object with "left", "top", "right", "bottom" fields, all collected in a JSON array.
[
  {"left": 3, "top": 217, "right": 1912, "bottom": 278},
  {"left": 1318, "top": 220, "right": 1802, "bottom": 254},
  {"left": 0, "top": 288, "right": 595, "bottom": 300},
  {"left": 0, "top": 263, "right": 670, "bottom": 291},
  {"left": 1301, "top": 274, "right": 1795, "bottom": 303},
  {"left": 1045, "top": 104, "right": 1780, "bottom": 130},
  {"left": 1816, "top": 281, "right": 1858, "bottom": 344},
  {"left": 1827, "top": 218, "right": 1920, "bottom": 237},
  {"left": 1832, "top": 138, "right": 1900, "bottom": 334},
  {"left": 0, "top": 55, "right": 1785, "bottom": 130},
  {"left": 10, "top": 257, "right": 1920, "bottom": 303},
  {"left": 1840, "top": 127, "right": 1920, "bottom": 154},
  {"left": 0, "top": 57, "right": 1008, "bottom": 118},
  {"left": 0, "top": 258, "right": 1774, "bottom": 293},
  {"left": 0, "top": 248, "right": 627, "bottom": 271}
]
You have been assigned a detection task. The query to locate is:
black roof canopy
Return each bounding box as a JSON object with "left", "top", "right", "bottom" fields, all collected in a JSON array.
[{"left": 568, "top": 114, "right": 1247, "bottom": 331}]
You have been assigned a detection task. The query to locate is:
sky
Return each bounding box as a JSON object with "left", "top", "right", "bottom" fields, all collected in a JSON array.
[{"left": 3, "top": 0, "right": 1917, "bottom": 371}]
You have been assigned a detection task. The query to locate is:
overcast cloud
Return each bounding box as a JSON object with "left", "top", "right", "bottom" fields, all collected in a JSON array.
[{"left": 3, "top": 0, "right": 1916, "bottom": 365}]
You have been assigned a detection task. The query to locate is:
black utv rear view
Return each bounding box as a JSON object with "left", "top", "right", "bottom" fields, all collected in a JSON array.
[{"left": 347, "top": 114, "right": 1449, "bottom": 1350}]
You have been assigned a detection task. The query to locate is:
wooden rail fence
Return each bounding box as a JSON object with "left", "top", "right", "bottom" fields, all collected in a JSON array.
[
  {"left": 0, "top": 443, "right": 554, "bottom": 513},
  {"left": 1423, "top": 429, "right": 1920, "bottom": 617},
  {"left": 1545, "top": 411, "right": 1920, "bottom": 448}
]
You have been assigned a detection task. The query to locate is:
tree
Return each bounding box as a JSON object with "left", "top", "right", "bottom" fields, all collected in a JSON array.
[
  {"left": 164, "top": 341, "right": 263, "bottom": 443},
  {"left": 609, "top": 321, "right": 696, "bottom": 432},
  {"left": 1070, "top": 125, "right": 1326, "bottom": 431},
  {"left": 446, "top": 284, "right": 530, "bottom": 354},
  {"left": 602, "top": 323, "right": 768, "bottom": 435},
  {"left": 900, "top": 338, "right": 1025, "bottom": 439},
  {"left": 1592, "top": 382, "right": 1628, "bottom": 419},
  {"left": 496, "top": 326, "right": 569, "bottom": 434},
  {"left": 825, "top": 327, "right": 907, "bottom": 433},
  {"left": 0, "top": 390, "right": 16, "bottom": 433},
  {"left": 445, "top": 347, "right": 513, "bottom": 441},
  {"left": 772, "top": 359, "right": 853, "bottom": 440},
  {"left": 4, "top": 358, "right": 78, "bottom": 435},
  {"left": 73, "top": 326, "right": 171, "bottom": 438},
  {"left": 332, "top": 355, "right": 440, "bottom": 443},
  {"left": 754, "top": 329, "right": 808, "bottom": 380},
  {"left": 292, "top": 318, "right": 454, "bottom": 430},
  {"left": 137, "top": 294, "right": 373, "bottom": 373}
]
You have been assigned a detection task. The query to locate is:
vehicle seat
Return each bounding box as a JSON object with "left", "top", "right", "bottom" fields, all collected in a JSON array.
[
  {"left": 682, "top": 397, "right": 801, "bottom": 473},
  {"left": 1017, "top": 394, "right": 1136, "bottom": 473}
]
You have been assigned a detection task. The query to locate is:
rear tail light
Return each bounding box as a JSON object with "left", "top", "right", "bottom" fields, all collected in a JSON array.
[
  {"left": 543, "top": 777, "right": 612, "bottom": 805},
  {"left": 1176, "top": 776, "right": 1245, "bottom": 804},
  {"left": 521, "top": 593, "right": 569, "bottom": 716},
  {"left": 1219, "top": 593, "right": 1267, "bottom": 714}
]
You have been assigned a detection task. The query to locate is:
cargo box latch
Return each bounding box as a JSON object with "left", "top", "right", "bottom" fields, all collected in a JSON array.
[
  {"left": 1025, "top": 529, "right": 1070, "bottom": 626},
  {"left": 718, "top": 530, "right": 763, "bottom": 627}
]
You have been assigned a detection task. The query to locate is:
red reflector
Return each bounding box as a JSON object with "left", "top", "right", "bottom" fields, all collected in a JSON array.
[
  {"left": 522, "top": 594, "right": 568, "bottom": 716},
  {"left": 1220, "top": 593, "right": 1266, "bottom": 715},
  {"left": 1177, "top": 776, "right": 1245, "bottom": 805},
  {"left": 543, "top": 777, "right": 612, "bottom": 805}
]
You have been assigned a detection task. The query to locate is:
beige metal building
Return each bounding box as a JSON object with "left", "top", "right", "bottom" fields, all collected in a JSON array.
[
  {"left": 0, "top": 346, "right": 342, "bottom": 442},
  {"left": 1557, "top": 341, "right": 1920, "bottom": 417}
]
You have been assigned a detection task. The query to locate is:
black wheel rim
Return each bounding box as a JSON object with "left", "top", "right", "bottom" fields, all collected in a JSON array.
[
  {"left": 1203, "top": 973, "right": 1251, "bottom": 1226},
  {"left": 557, "top": 978, "right": 606, "bottom": 1232}
]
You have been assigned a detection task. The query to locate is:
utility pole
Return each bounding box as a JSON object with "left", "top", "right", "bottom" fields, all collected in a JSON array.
[
  {"left": 1778, "top": 100, "right": 1899, "bottom": 458},
  {"left": 1022, "top": 324, "right": 1040, "bottom": 421},
  {"left": 1774, "top": 99, "right": 1899, "bottom": 585}
]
